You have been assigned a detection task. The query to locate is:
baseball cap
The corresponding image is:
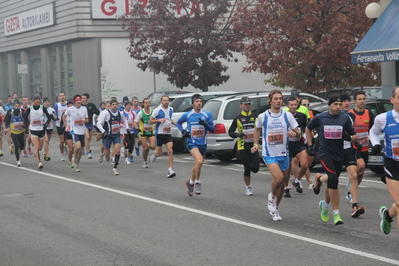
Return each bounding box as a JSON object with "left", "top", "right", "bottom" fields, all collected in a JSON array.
[
  {"left": 291, "top": 89, "right": 300, "bottom": 97},
  {"left": 240, "top": 96, "right": 251, "bottom": 104},
  {"left": 328, "top": 96, "right": 341, "bottom": 105}
]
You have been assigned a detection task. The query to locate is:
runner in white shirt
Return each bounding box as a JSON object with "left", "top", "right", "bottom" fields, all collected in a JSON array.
[
  {"left": 43, "top": 97, "right": 58, "bottom": 162},
  {"left": 54, "top": 92, "right": 69, "bottom": 160},
  {"left": 252, "top": 90, "right": 299, "bottom": 221},
  {"left": 64, "top": 94, "right": 88, "bottom": 172}
]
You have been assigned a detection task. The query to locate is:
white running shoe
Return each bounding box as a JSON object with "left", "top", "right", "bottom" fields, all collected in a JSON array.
[
  {"left": 111, "top": 157, "right": 115, "bottom": 164},
  {"left": 142, "top": 162, "right": 148, "bottom": 168},
  {"left": 125, "top": 158, "right": 131, "bottom": 165},
  {"left": 268, "top": 193, "right": 277, "bottom": 213},
  {"left": 16, "top": 161, "right": 21, "bottom": 167},
  {"left": 74, "top": 165, "right": 80, "bottom": 172},
  {"left": 112, "top": 168, "right": 119, "bottom": 175},
  {"left": 308, "top": 183, "right": 313, "bottom": 190},
  {"left": 150, "top": 154, "right": 157, "bottom": 163},
  {"left": 271, "top": 210, "right": 282, "bottom": 221},
  {"left": 99, "top": 153, "right": 104, "bottom": 163},
  {"left": 86, "top": 152, "right": 92, "bottom": 159},
  {"left": 246, "top": 187, "right": 253, "bottom": 196},
  {"left": 167, "top": 169, "right": 176, "bottom": 178},
  {"left": 38, "top": 162, "right": 44, "bottom": 169},
  {"left": 61, "top": 155, "right": 66, "bottom": 161}
]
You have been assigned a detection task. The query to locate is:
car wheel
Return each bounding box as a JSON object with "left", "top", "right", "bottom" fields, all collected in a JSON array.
[
  {"left": 369, "top": 165, "right": 384, "bottom": 174},
  {"left": 214, "top": 152, "right": 234, "bottom": 162}
]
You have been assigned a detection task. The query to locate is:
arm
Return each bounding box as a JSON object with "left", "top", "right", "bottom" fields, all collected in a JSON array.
[
  {"left": 175, "top": 116, "right": 186, "bottom": 132},
  {"left": 96, "top": 111, "right": 107, "bottom": 133},
  {"left": 42, "top": 107, "right": 52, "bottom": 125},
  {"left": 228, "top": 118, "right": 238, "bottom": 138},
  {"left": 369, "top": 113, "right": 385, "bottom": 146},
  {"left": 251, "top": 127, "right": 261, "bottom": 154}
]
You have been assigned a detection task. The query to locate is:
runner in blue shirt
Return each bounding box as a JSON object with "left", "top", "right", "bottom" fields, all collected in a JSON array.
[{"left": 176, "top": 94, "right": 215, "bottom": 196}]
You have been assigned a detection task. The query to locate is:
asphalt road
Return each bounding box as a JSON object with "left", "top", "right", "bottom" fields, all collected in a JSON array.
[{"left": 0, "top": 135, "right": 398, "bottom": 266}]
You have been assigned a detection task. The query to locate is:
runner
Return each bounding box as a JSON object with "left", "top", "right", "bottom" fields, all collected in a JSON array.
[
  {"left": 131, "top": 96, "right": 142, "bottom": 157},
  {"left": 64, "top": 94, "right": 88, "bottom": 172},
  {"left": 176, "top": 94, "right": 215, "bottom": 196},
  {"left": 4, "top": 101, "right": 26, "bottom": 166},
  {"left": 252, "top": 90, "right": 300, "bottom": 221},
  {"left": 306, "top": 95, "right": 357, "bottom": 226},
  {"left": 54, "top": 92, "right": 69, "bottom": 161},
  {"left": 61, "top": 100, "right": 75, "bottom": 168},
  {"left": 97, "top": 99, "right": 129, "bottom": 175},
  {"left": 135, "top": 98, "right": 155, "bottom": 168},
  {"left": 284, "top": 96, "right": 309, "bottom": 198},
  {"left": 82, "top": 93, "right": 100, "bottom": 159},
  {"left": 24, "top": 95, "right": 52, "bottom": 169},
  {"left": 121, "top": 101, "right": 136, "bottom": 165},
  {"left": 370, "top": 86, "right": 399, "bottom": 235},
  {"left": 228, "top": 96, "right": 259, "bottom": 196},
  {"left": 149, "top": 95, "right": 176, "bottom": 178},
  {"left": 0, "top": 112, "right": 3, "bottom": 157},
  {"left": 20, "top": 96, "right": 31, "bottom": 157},
  {"left": 43, "top": 97, "right": 58, "bottom": 162}
]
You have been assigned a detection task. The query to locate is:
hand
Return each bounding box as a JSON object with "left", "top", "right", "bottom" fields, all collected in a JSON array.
[
  {"left": 199, "top": 118, "right": 208, "bottom": 126},
  {"left": 343, "top": 133, "right": 352, "bottom": 141},
  {"left": 354, "top": 142, "right": 363, "bottom": 151},
  {"left": 182, "top": 129, "right": 191, "bottom": 138},
  {"left": 372, "top": 144, "right": 382, "bottom": 155},
  {"left": 43, "top": 123, "right": 48, "bottom": 131},
  {"left": 236, "top": 132, "right": 246, "bottom": 138},
  {"left": 137, "top": 128, "right": 142, "bottom": 134},
  {"left": 308, "top": 145, "right": 315, "bottom": 156},
  {"left": 102, "top": 131, "right": 109, "bottom": 139}
]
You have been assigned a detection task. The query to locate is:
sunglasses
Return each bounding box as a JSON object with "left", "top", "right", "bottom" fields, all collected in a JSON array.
[{"left": 302, "top": 103, "right": 310, "bottom": 106}]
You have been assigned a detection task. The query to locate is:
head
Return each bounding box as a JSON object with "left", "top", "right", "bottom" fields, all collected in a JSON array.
[
  {"left": 110, "top": 99, "right": 118, "bottom": 111},
  {"left": 21, "top": 96, "right": 29, "bottom": 107},
  {"left": 132, "top": 96, "right": 139, "bottom": 108},
  {"left": 105, "top": 101, "right": 111, "bottom": 110},
  {"left": 100, "top": 102, "right": 106, "bottom": 110},
  {"left": 124, "top": 101, "right": 132, "bottom": 111},
  {"left": 286, "top": 96, "right": 298, "bottom": 113},
  {"left": 7, "top": 96, "right": 12, "bottom": 104},
  {"left": 391, "top": 86, "right": 399, "bottom": 112},
  {"left": 268, "top": 90, "right": 283, "bottom": 110},
  {"left": 160, "top": 95, "right": 169, "bottom": 108},
  {"left": 67, "top": 100, "right": 74, "bottom": 107},
  {"left": 291, "top": 89, "right": 301, "bottom": 101},
  {"left": 12, "top": 92, "right": 18, "bottom": 101},
  {"left": 32, "top": 95, "right": 42, "bottom": 106},
  {"left": 82, "top": 93, "right": 90, "bottom": 104},
  {"left": 301, "top": 98, "right": 310, "bottom": 108},
  {"left": 73, "top": 94, "right": 82, "bottom": 107},
  {"left": 191, "top": 94, "right": 203, "bottom": 111},
  {"left": 328, "top": 96, "right": 342, "bottom": 115},
  {"left": 43, "top": 97, "right": 50, "bottom": 108},
  {"left": 340, "top": 93, "right": 351, "bottom": 111},
  {"left": 58, "top": 92, "right": 66, "bottom": 103},
  {"left": 142, "top": 98, "right": 150, "bottom": 109},
  {"left": 13, "top": 101, "right": 20, "bottom": 110},
  {"left": 353, "top": 91, "right": 366, "bottom": 110},
  {"left": 240, "top": 96, "right": 252, "bottom": 112}
]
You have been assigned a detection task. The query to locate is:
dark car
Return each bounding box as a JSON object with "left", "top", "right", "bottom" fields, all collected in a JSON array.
[
  {"left": 325, "top": 86, "right": 382, "bottom": 100},
  {"left": 310, "top": 98, "right": 392, "bottom": 174}
]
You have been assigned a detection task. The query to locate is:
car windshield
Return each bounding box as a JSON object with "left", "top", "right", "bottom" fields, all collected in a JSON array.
[{"left": 203, "top": 100, "right": 222, "bottom": 120}]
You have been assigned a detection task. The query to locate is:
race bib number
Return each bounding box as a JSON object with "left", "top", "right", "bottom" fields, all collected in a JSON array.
[
  {"left": 74, "top": 120, "right": 84, "bottom": 126},
  {"left": 267, "top": 129, "right": 284, "bottom": 145},
  {"left": 392, "top": 139, "right": 399, "bottom": 161},
  {"left": 191, "top": 125, "right": 205, "bottom": 139},
  {"left": 324, "top": 125, "right": 343, "bottom": 139},
  {"left": 243, "top": 128, "right": 254, "bottom": 143},
  {"left": 144, "top": 123, "right": 153, "bottom": 134},
  {"left": 111, "top": 121, "right": 120, "bottom": 133},
  {"left": 14, "top": 121, "right": 22, "bottom": 130},
  {"left": 32, "top": 119, "right": 42, "bottom": 125},
  {"left": 357, "top": 132, "right": 369, "bottom": 147}
]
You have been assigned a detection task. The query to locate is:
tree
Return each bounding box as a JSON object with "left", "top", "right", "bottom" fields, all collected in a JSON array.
[
  {"left": 233, "top": 0, "right": 381, "bottom": 92},
  {"left": 121, "top": 0, "right": 242, "bottom": 91}
]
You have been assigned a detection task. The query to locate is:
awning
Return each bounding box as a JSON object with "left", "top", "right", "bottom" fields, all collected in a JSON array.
[{"left": 351, "top": 0, "right": 399, "bottom": 64}]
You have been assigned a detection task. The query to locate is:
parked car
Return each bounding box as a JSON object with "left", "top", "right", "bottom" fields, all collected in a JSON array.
[
  {"left": 202, "top": 91, "right": 327, "bottom": 161},
  {"left": 325, "top": 86, "right": 382, "bottom": 100},
  {"left": 147, "top": 90, "right": 192, "bottom": 108},
  {"left": 153, "top": 91, "right": 238, "bottom": 149}
]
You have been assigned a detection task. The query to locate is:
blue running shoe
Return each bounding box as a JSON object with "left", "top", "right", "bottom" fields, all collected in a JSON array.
[
  {"left": 129, "top": 155, "right": 134, "bottom": 162},
  {"left": 135, "top": 146, "right": 140, "bottom": 156}
]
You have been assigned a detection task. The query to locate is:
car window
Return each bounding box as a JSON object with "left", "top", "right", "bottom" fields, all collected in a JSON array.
[
  {"left": 259, "top": 97, "right": 269, "bottom": 114},
  {"left": 203, "top": 100, "right": 222, "bottom": 120},
  {"left": 170, "top": 97, "right": 192, "bottom": 112},
  {"left": 224, "top": 99, "right": 243, "bottom": 119},
  {"left": 365, "top": 103, "right": 379, "bottom": 117},
  {"left": 382, "top": 103, "right": 393, "bottom": 112}
]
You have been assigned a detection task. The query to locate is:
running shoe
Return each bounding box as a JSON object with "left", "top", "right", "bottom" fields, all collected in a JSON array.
[
  {"left": 167, "top": 169, "right": 176, "bottom": 178},
  {"left": 319, "top": 200, "right": 329, "bottom": 223},
  {"left": 44, "top": 154, "right": 51, "bottom": 161},
  {"left": 333, "top": 214, "right": 344, "bottom": 225},
  {"left": 270, "top": 210, "right": 282, "bottom": 221},
  {"left": 313, "top": 173, "right": 322, "bottom": 195},
  {"left": 61, "top": 155, "right": 66, "bottom": 161},
  {"left": 16, "top": 161, "right": 21, "bottom": 167},
  {"left": 125, "top": 158, "right": 131, "bottom": 165},
  {"left": 293, "top": 180, "right": 303, "bottom": 193},
  {"left": 111, "top": 157, "right": 115, "bottom": 164},
  {"left": 129, "top": 155, "right": 134, "bottom": 162},
  {"left": 308, "top": 183, "right": 313, "bottom": 190},
  {"left": 142, "top": 162, "right": 148, "bottom": 168},
  {"left": 28, "top": 147, "right": 33, "bottom": 155},
  {"left": 86, "top": 152, "right": 92, "bottom": 159},
  {"left": 0, "top": 151, "right": 3, "bottom": 157},
  {"left": 150, "top": 154, "right": 157, "bottom": 163},
  {"left": 135, "top": 146, "right": 140, "bottom": 156},
  {"left": 185, "top": 180, "right": 194, "bottom": 196},
  {"left": 346, "top": 192, "right": 353, "bottom": 203},
  {"left": 284, "top": 188, "right": 291, "bottom": 198},
  {"left": 195, "top": 183, "right": 201, "bottom": 195},
  {"left": 351, "top": 206, "right": 365, "bottom": 218},
  {"left": 67, "top": 162, "right": 73, "bottom": 168},
  {"left": 246, "top": 187, "right": 253, "bottom": 196},
  {"left": 268, "top": 193, "right": 277, "bottom": 213},
  {"left": 99, "top": 153, "right": 104, "bottom": 163},
  {"left": 9, "top": 146, "right": 14, "bottom": 155},
  {"left": 379, "top": 206, "right": 392, "bottom": 235},
  {"left": 74, "top": 165, "right": 81, "bottom": 172},
  {"left": 38, "top": 162, "right": 44, "bottom": 169},
  {"left": 112, "top": 168, "right": 119, "bottom": 175},
  {"left": 23, "top": 150, "right": 28, "bottom": 157}
]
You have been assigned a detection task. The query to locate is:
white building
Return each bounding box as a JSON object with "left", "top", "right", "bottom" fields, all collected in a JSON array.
[{"left": 0, "top": 0, "right": 277, "bottom": 105}]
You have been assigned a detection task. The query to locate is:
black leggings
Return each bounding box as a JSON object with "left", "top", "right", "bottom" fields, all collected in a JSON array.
[
  {"left": 237, "top": 149, "right": 260, "bottom": 177},
  {"left": 319, "top": 155, "right": 343, "bottom": 190},
  {"left": 123, "top": 133, "right": 135, "bottom": 154},
  {"left": 11, "top": 133, "right": 25, "bottom": 161}
]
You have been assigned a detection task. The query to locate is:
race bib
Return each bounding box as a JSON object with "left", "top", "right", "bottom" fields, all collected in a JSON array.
[
  {"left": 144, "top": 123, "right": 153, "bottom": 134},
  {"left": 243, "top": 128, "right": 254, "bottom": 143},
  {"left": 267, "top": 129, "right": 284, "bottom": 145},
  {"left": 392, "top": 139, "right": 399, "bottom": 161},
  {"left": 14, "top": 121, "right": 23, "bottom": 130},
  {"left": 191, "top": 125, "right": 205, "bottom": 139},
  {"left": 324, "top": 125, "right": 343, "bottom": 139},
  {"left": 32, "top": 119, "right": 42, "bottom": 125},
  {"left": 357, "top": 132, "right": 369, "bottom": 147},
  {"left": 111, "top": 121, "right": 120, "bottom": 133}
]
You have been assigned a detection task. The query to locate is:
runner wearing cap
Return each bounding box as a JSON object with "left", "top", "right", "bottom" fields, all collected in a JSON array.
[
  {"left": 306, "top": 95, "right": 357, "bottom": 226},
  {"left": 228, "top": 96, "right": 259, "bottom": 196}
]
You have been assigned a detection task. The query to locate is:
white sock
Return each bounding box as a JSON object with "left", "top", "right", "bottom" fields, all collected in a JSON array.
[{"left": 333, "top": 209, "right": 340, "bottom": 215}]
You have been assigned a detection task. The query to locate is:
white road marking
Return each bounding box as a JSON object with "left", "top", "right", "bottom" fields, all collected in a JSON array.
[{"left": 1, "top": 162, "right": 398, "bottom": 265}]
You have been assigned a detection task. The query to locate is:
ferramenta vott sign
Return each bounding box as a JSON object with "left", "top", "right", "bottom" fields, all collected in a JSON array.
[{"left": 4, "top": 3, "right": 55, "bottom": 36}]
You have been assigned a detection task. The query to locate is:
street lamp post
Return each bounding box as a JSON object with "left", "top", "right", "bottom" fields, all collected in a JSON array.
[{"left": 149, "top": 56, "right": 159, "bottom": 92}]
